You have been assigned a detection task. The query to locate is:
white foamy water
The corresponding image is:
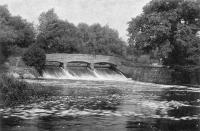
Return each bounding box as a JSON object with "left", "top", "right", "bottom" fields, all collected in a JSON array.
[
  {"left": 42, "top": 67, "right": 128, "bottom": 81},
  {"left": 43, "top": 68, "right": 74, "bottom": 79}
]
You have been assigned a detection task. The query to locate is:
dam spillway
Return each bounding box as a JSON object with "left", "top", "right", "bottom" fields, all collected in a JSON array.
[
  {"left": 42, "top": 64, "right": 127, "bottom": 81},
  {"left": 43, "top": 53, "right": 127, "bottom": 81}
]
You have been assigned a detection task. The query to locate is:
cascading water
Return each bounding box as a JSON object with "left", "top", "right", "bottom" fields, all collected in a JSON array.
[
  {"left": 43, "top": 66, "right": 128, "bottom": 81},
  {"left": 43, "top": 66, "right": 74, "bottom": 79},
  {"left": 93, "top": 68, "right": 127, "bottom": 80}
]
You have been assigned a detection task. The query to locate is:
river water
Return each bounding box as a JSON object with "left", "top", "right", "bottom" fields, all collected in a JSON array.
[{"left": 0, "top": 79, "right": 200, "bottom": 131}]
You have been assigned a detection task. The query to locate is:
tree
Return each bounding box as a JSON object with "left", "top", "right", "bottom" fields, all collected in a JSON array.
[
  {"left": 37, "top": 20, "right": 82, "bottom": 53},
  {"left": 0, "top": 5, "right": 35, "bottom": 48},
  {"left": 127, "top": 0, "right": 200, "bottom": 66},
  {"left": 8, "top": 16, "right": 35, "bottom": 47},
  {"left": 0, "top": 23, "right": 16, "bottom": 58},
  {"left": 38, "top": 8, "right": 58, "bottom": 33},
  {"left": 0, "top": 5, "right": 35, "bottom": 60},
  {"left": 78, "top": 23, "right": 127, "bottom": 56},
  {"left": 37, "top": 9, "right": 127, "bottom": 56},
  {"left": 37, "top": 9, "right": 82, "bottom": 53},
  {"left": 22, "top": 45, "right": 46, "bottom": 75}
]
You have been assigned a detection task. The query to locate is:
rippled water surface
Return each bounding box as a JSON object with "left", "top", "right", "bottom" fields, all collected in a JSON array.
[{"left": 1, "top": 79, "right": 200, "bottom": 131}]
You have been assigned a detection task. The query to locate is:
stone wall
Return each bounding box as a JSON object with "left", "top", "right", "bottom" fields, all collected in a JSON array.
[
  {"left": 119, "top": 65, "right": 173, "bottom": 84},
  {"left": 119, "top": 65, "right": 200, "bottom": 85}
]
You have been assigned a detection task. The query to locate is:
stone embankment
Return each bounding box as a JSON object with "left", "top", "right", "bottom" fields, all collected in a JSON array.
[{"left": 119, "top": 64, "right": 200, "bottom": 85}]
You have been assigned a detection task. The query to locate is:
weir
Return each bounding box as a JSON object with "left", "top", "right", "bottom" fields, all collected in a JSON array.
[{"left": 44, "top": 54, "right": 127, "bottom": 81}]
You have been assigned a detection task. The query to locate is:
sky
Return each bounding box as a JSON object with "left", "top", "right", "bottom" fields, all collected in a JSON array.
[{"left": 0, "top": 0, "right": 151, "bottom": 41}]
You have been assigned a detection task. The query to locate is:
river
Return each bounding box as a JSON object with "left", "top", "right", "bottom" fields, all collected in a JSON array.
[{"left": 0, "top": 79, "right": 200, "bottom": 131}]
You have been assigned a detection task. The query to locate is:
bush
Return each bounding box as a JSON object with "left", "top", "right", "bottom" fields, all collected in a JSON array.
[{"left": 22, "top": 45, "right": 46, "bottom": 75}]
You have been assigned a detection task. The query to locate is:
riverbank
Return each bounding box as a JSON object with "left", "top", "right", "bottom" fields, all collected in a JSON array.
[{"left": 0, "top": 74, "right": 61, "bottom": 107}]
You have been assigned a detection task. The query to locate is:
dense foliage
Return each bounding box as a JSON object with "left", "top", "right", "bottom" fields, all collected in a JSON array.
[
  {"left": 0, "top": 5, "right": 35, "bottom": 60},
  {"left": 37, "top": 9, "right": 126, "bottom": 56},
  {"left": 0, "top": 6, "right": 127, "bottom": 66},
  {"left": 37, "top": 10, "right": 82, "bottom": 53},
  {"left": 78, "top": 23, "right": 127, "bottom": 56},
  {"left": 22, "top": 45, "right": 46, "bottom": 75},
  {"left": 128, "top": 0, "right": 200, "bottom": 66}
]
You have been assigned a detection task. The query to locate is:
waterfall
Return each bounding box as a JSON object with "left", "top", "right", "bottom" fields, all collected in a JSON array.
[{"left": 43, "top": 66, "right": 127, "bottom": 81}]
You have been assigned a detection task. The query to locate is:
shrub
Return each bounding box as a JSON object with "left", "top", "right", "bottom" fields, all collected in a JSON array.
[{"left": 22, "top": 45, "right": 46, "bottom": 75}]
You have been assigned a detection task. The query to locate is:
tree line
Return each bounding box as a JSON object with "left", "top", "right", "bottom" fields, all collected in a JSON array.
[
  {"left": 0, "top": 6, "right": 126, "bottom": 62},
  {"left": 1, "top": 0, "right": 200, "bottom": 72},
  {"left": 37, "top": 9, "right": 127, "bottom": 56}
]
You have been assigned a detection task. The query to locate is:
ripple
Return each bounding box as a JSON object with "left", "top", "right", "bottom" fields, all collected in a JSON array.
[
  {"left": 1, "top": 107, "right": 200, "bottom": 121},
  {"left": 1, "top": 79, "right": 200, "bottom": 131}
]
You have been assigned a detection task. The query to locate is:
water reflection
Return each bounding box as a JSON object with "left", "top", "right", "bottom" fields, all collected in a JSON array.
[{"left": 0, "top": 79, "right": 200, "bottom": 131}]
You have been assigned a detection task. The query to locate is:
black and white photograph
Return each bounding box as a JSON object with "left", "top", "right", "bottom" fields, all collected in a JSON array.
[{"left": 0, "top": 0, "right": 200, "bottom": 130}]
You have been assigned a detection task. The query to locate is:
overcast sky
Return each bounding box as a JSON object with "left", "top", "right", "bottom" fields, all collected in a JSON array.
[{"left": 1, "top": 0, "right": 151, "bottom": 41}]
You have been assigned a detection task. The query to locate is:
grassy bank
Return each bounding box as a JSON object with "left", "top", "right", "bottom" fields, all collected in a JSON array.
[{"left": 0, "top": 74, "right": 60, "bottom": 107}]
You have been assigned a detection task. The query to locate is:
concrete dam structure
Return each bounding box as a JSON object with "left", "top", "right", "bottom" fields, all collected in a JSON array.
[
  {"left": 44, "top": 53, "right": 127, "bottom": 80},
  {"left": 46, "top": 53, "right": 122, "bottom": 69}
]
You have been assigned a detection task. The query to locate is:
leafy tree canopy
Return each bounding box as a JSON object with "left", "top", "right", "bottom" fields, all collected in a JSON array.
[
  {"left": 37, "top": 9, "right": 127, "bottom": 56},
  {"left": 77, "top": 23, "right": 126, "bottom": 56},
  {"left": 38, "top": 8, "right": 58, "bottom": 33},
  {"left": 0, "top": 5, "right": 35, "bottom": 48},
  {"left": 0, "top": 5, "right": 35, "bottom": 60},
  {"left": 22, "top": 45, "right": 46, "bottom": 75},
  {"left": 128, "top": 0, "right": 200, "bottom": 66},
  {"left": 37, "top": 9, "right": 84, "bottom": 53}
]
